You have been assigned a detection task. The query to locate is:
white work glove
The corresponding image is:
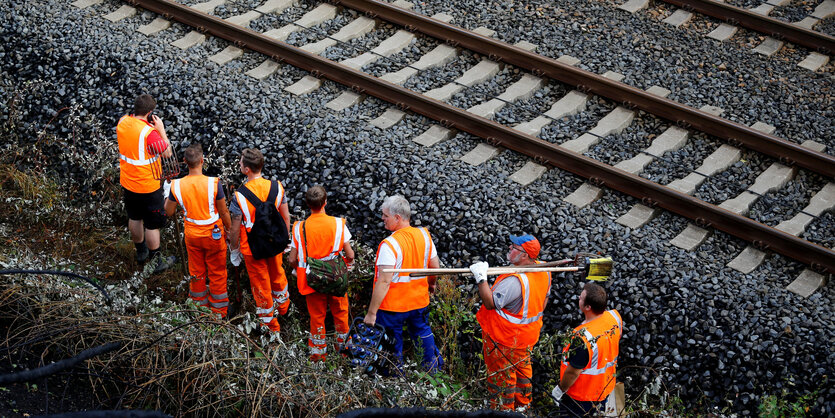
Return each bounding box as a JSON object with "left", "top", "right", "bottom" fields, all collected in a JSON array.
[
  {"left": 230, "top": 248, "right": 242, "bottom": 266},
  {"left": 551, "top": 385, "right": 564, "bottom": 405},
  {"left": 163, "top": 180, "right": 171, "bottom": 199},
  {"left": 469, "top": 261, "right": 489, "bottom": 284}
]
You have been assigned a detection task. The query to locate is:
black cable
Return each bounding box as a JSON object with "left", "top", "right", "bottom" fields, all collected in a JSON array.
[
  {"left": 337, "top": 408, "right": 522, "bottom": 418},
  {"left": 34, "top": 411, "right": 171, "bottom": 418},
  {"left": 0, "top": 342, "right": 122, "bottom": 385},
  {"left": 0, "top": 269, "right": 111, "bottom": 303}
]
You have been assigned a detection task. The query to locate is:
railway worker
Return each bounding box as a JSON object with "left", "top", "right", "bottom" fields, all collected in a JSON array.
[
  {"left": 551, "top": 282, "right": 622, "bottom": 417},
  {"left": 164, "top": 144, "right": 233, "bottom": 317},
  {"left": 117, "top": 93, "right": 176, "bottom": 273},
  {"left": 469, "top": 234, "right": 551, "bottom": 412},
  {"left": 288, "top": 185, "right": 355, "bottom": 361},
  {"left": 363, "top": 194, "right": 443, "bottom": 373},
  {"left": 228, "top": 148, "right": 292, "bottom": 333}
]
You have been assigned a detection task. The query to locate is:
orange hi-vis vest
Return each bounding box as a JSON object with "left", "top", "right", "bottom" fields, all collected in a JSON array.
[
  {"left": 171, "top": 175, "right": 222, "bottom": 238},
  {"left": 375, "top": 226, "right": 435, "bottom": 312},
  {"left": 292, "top": 213, "right": 348, "bottom": 296},
  {"left": 117, "top": 115, "right": 161, "bottom": 194},
  {"left": 560, "top": 309, "right": 623, "bottom": 402},
  {"left": 234, "top": 178, "right": 284, "bottom": 257},
  {"left": 476, "top": 265, "right": 552, "bottom": 349}
]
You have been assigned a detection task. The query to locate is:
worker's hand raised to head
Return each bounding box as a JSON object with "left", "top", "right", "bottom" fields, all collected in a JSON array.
[
  {"left": 151, "top": 114, "right": 165, "bottom": 133},
  {"left": 363, "top": 312, "right": 376, "bottom": 326},
  {"left": 469, "top": 261, "right": 489, "bottom": 284}
]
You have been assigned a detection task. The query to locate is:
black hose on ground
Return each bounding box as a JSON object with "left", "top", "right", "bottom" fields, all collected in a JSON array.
[
  {"left": 337, "top": 408, "right": 523, "bottom": 418},
  {"left": 0, "top": 341, "right": 122, "bottom": 385},
  {"left": 34, "top": 411, "right": 171, "bottom": 418},
  {"left": 0, "top": 269, "right": 111, "bottom": 303}
]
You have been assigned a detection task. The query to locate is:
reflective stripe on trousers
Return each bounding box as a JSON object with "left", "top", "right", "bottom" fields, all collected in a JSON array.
[{"left": 272, "top": 288, "right": 289, "bottom": 304}]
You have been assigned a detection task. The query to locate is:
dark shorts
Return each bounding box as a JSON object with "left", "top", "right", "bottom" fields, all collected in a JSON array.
[{"left": 123, "top": 186, "right": 167, "bottom": 230}]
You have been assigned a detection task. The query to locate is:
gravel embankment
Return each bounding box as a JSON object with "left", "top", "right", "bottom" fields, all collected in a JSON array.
[{"left": 0, "top": 0, "right": 833, "bottom": 415}]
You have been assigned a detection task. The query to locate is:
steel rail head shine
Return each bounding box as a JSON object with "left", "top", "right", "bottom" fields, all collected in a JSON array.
[
  {"left": 126, "top": 0, "right": 835, "bottom": 274},
  {"left": 660, "top": 0, "right": 835, "bottom": 55},
  {"left": 333, "top": 0, "right": 835, "bottom": 179}
]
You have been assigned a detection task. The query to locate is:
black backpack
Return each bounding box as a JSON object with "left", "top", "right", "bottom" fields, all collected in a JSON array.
[{"left": 238, "top": 181, "right": 290, "bottom": 260}]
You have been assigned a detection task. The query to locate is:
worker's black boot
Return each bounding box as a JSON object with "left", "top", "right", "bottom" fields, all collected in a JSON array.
[
  {"left": 151, "top": 255, "right": 177, "bottom": 274},
  {"left": 135, "top": 241, "right": 149, "bottom": 264}
]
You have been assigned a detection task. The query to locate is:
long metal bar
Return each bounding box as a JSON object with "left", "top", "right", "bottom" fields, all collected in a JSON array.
[
  {"left": 660, "top": 0, "right": 835, "bottom": 55},
  {"left": 127, "top": 0, "right": 835, "bottom": 273},
  {"left": 331, "top": 0, "right": 835, "bottom": 179}
]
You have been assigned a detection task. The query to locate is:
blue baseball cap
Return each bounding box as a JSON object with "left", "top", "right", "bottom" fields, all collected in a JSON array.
[{"left": 510, "top": 234, "right": 540, "bottom": 259}]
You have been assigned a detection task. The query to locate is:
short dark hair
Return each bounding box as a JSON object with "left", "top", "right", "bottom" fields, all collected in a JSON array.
[
  {"left": 241, "top": 148, "right": 264, "bottom": 172},
  {"left": 133, "top": 94, "right": 156, "bottom": 116},
  {"left": 184, "top": 144, "right": 203, "bottom": 168},
  {"left": 583, "top": 282, "right": 607, "bottom": 315},
  {"left": 305, "top": 185, "right": 327, "bottom": 210}
]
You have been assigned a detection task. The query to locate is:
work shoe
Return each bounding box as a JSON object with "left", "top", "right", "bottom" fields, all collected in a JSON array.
[
  {"left": 150, "top": 255, "right": 177, "bottom": 274},
  {"left": 135, "top": 244, "right": 149, "bottom": 264}
]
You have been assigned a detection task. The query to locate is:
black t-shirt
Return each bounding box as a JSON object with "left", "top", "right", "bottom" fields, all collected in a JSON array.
[{"left": 566, "top": 333, "right": 590, "bottom": 369}]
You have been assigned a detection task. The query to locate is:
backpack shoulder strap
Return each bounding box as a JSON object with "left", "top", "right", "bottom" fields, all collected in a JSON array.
[
  {"left": 266, "top": 180, "right": 279, "bottom": 205},
  {"left": 237, "top": 183, "right": 261, "bottom": 206}
]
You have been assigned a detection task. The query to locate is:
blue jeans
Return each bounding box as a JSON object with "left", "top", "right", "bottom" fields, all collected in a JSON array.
[{"left": 376, "top": 307, "right": 443, "bottom": 373}]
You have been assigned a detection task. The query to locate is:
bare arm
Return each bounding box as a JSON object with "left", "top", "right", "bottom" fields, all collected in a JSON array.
[
  {"left": 217, "top": 198, "right": 231, "bottom": 231},
  {"left": 342, "top": 242, "right": 355, "bottom": 263},
  {"left": 229, "top": 214, "right": 241, "bottom": 251},
  {"left": 559, "top": 365, "right": 582, "bottom": 392},
  {"left": 427, "top": 256, "right": 439, "bottom": 294},
  {"left": 150, "top": 115, "right": 173, "bottom": 159},
  {"left": 279, "top": 202, "right": 291, "bottom": 236},
  {"left": 288, "top": 247, "right": 298, "bottom": 269},
  {"left": 477, "top": 281, "right": 496, "bottom": 310},
  {"left": 364, "top": 268, "right": 393, "bottom": 325},
  {"left": 163, "top": 198, "right": 177, "bottom": 217}
]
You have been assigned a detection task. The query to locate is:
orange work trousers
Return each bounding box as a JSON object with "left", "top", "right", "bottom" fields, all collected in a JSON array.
[
  {"left": 305, "top": 292, "right": 350, "bottom": 361},
  {"left": 185, "top": 235, "right": 228, "bottom": 317},
  {"left": 483, "top": 331, "right": 533, "bottom": 411},
  {"left": 243, "top": 253, "right": 289, "bottom": 332}
]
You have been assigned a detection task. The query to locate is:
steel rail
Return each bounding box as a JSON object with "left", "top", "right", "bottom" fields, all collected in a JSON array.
[
  {"left": 330, "top": 0, "right": 835, "bottom": 179},
  {"left": 660, "top": 0, "right": 835, "bottom": 55},
  {"left": 125, "top": 0, "right": 835, "bottom": 273}
]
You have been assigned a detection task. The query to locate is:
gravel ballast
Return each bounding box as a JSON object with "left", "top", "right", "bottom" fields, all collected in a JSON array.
[{"left": 1, "top": 0, "right": 833, "bottom": 415}]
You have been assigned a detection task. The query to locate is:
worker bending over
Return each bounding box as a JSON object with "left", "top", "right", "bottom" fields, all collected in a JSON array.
[
  {"left": 116, "top": 93, "right": 175, "bottom": 273},
  {"left": 364, "top": 195, "right": 443, "bottom": 373},
  {"left": 552, "top": 282, "right": 622, "bottom": 417},
  {"left": 288, "top": 186, "right": 355, "bottom": 361},
  {"left": 228, "top": 149, "right": 291, "bottom": 333},
  {"left": 469, "top": 234, "right": 552, "bottom": 412},
  {"left": 164, "top": 144, "right": 232, "bottom": 317}
]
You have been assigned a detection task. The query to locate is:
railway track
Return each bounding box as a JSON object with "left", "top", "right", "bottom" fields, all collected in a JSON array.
[
  {"left": 80, "top": 0, "right": 834, "bottom": 290},
  {"left": 618, "top": 0, "right": 835, "bottom": 71},
  {"left": 0, "top": 0, "right": 830, "bottom": 412}
]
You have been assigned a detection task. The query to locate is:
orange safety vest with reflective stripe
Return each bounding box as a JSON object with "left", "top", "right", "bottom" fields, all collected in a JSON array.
[
  {"left": 292, "top": 213, "right": 348, "bottom": 296},
  {"left": 234, "top": 178, "right": 284, "bottom": 257},
  {"left": 476, "top": 265, "right": 552, "bottom": 349},
  {"left": 170, "top": 175, "right": 222, "bottom": 238},
  {"left": 375, "top": 226, "right": 434, "bottom": 312},
  {"left": 560, "top": 309, "right": 622, "bottom": 402},
  {"left": 117, "top": 115, "right": 161, "bottom": 193}
]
